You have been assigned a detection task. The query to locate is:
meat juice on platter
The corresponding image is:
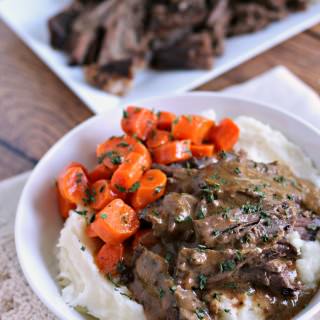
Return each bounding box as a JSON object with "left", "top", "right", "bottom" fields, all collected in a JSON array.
[{"left": 56, "top": 107, "right": 320, "bottom": 320}]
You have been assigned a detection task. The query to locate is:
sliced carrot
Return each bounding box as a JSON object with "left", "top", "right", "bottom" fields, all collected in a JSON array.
[
  {"left": 90, "top": 180, "right": 118, "bottom": 210},
  {"left": 86, "top": 223, "right": 98, "bottom": 238},
  {"left": 146, "top": 129, "right": 171, "bottom": 149},
  {"left": 132, "top": 229, "right": 158, "bottom": 249},
  {"left": 92, "top": 199, "right": 140, "bottom": 244},
  {"left": 131, "top": 169, "right": 167, "bottom": 210},
  {"left": 57, "top": 165, "right": 89, "bottom": 205},
  {"left": 121, "top": 106, "right": 157, "bottom": 140},
  {"left": 172, "top": 115, "right": 214, "bottom": 144},
  {"left": 66, "top": 162, "right": 89, "bottom": 177},
  {"left": 89, "top": 164, "right": 112, "bottom": 182},
  {"left": 208, "top": 118, "right": 240, "bottom": 151},
  {"left": 96, "top": 242, "right": 124, "bottom": 275},
  {"left": 111, "top": 152, "right": 145, "bottom": 194},
  {"left": 56, "top": 186, "right": 76, "bottom": 219},
  {"left": 96, "top": 135, "right": 151, "bottom": 172},
  {"left": 152, "top": 140, "right": 192, "bottom": 164},
  {"left": 156, "top": 111, "right": 176, "bottom": 130},
  {"left": 191, "top": 144, "right": 214, "bottom": 158}
]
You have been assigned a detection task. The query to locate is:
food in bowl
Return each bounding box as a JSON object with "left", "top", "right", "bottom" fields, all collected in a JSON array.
[{"left": 56, "top": 106, "right": 320, "bottom": 320}]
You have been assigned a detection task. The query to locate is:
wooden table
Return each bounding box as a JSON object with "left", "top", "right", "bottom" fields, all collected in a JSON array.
[{"left": 0, "top": 20, "right": 320, "bottom": 180}]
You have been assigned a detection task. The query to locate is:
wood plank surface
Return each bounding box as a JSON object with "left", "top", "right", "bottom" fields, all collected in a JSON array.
[{"left": 0, "top": 19, "right": 319, "bottom": 180}]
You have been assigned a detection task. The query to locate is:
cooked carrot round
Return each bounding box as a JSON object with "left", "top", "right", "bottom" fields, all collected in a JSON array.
[
  {"left": 91, "top": 199, "right": 140, "bottom": 244},
  {"left": 208, "top": 118, "right": 240, "bottom": 151},
  {"left": 111, "top": 152, "right": 145, "bottom": 193},
  {"left": 86, "top": 223, "right": 98, "bottom": 238},
  {"left": 172, "top": 115, "right": 214, "bottom": 145},
  {"left": 57, "top": 165, "right": 89, "bottom": 205},
  {"left": 131, "top": 169, "right": 167, "bottom": 210},
  {"left": 146, "top": 129, "right": 171, "bottom": 149},
  {"left": 96, "top": 135, "right": 151, "bottom": 172},
  {"left": 96, "top": 242, "right": 124, "bottom": 275},
  {"left": 89, "top": 164, "right": 112, "bottom": 182},
  {"left": 191, "top": 144, "right": 214, "bottom": 158},
  {"left": 90, "top": 180, "right": 118, "bottom": 210},
  {"left": 56, "top": 186, "right": 76, "bottom": 219},
  {"left": 121, "top": 106, "right": 157, "bottom": 140},
  {"left": 156, "top": 111, "right": 176, "bottom": 130},
  {"left": 152, "top": 140, "right": 192, "bottom": 164}
]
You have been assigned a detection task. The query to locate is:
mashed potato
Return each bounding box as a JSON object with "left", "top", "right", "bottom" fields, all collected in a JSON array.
[
  {"left": 235, "top": 116, "right": 320, "bottom": 186},
  {"left": 57, "top": 211, "right": 146, "bottom": 320},
  {"left": 58, "top": 115, "right": 320, "bottom": 320}
]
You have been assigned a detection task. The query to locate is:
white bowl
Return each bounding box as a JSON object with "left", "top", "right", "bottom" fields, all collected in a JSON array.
[{"left": 15, "top": 93, "right": 320, "bottom": 320}]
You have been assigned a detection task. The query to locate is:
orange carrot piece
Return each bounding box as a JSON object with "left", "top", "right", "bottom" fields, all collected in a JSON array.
[
  {"left": 89, "top": 164, "right": 112, "bottom": 182},
  {"left": 191, "top": 144, "right": 214, "bottom": 158},
  {"left": 96, "top": 242, "right": 124, "bottom": 275},
  {"left": 208, "top": 118, "right": 240, "bottom": 151},
  {"left": 56, "top": 186, "right": 76, "bottom": 219},
  {"left": 111, "top": 152, "right": 145, "bottom": 193},
  {"left": 156, "top": 111, "right": 176, "bottom": 130},
  {"left": 90, "top": 180, "right": 118, "bottom": 210},
  {"left": 57, "top": 165, "right": 89, "bottom": 205},
  {"left": 146, "top": 129, "right": 171, "bottom": 149},
  {"left": 132, "top": 229, "right": 158, "bottom": 249},
  {"left": 86, "top": 223, "right": 98, "bottom": 238},
  {"left": 96, "top": 135, "right": 151, "bottom": 172},
  {"left": 172, "top": 115, "right": 214, "bottom": 144},
  {"left": 152, "top": 140, "right": 192, "bottom": 164},
  {"left": 121, "top": 106, "right": 157, "bottom": 140},
  {"left": 131, "top": 169, "right": 167, "bottom": 210},
  {"left": 92, "top": 199, "right": 140, "bottom": 244}
]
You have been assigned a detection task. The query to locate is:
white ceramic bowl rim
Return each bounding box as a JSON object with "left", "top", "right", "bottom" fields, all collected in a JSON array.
[{"left": 15, "top": 92, "right": 320, "bottom": 320}]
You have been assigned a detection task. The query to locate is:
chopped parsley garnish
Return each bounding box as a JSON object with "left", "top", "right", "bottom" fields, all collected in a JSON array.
[
  {"left": 186, "top": 115, "right": 193, "bottom": 123},
  {"left": 152, "top": 209, "right": 160, "bottom": 217},
  {"left": 101, "top": 213, "right": 108, "bottom": 219},
  {"left": 173, "top": 117, "right": 180, "bottom": 125},
  {"left": 307, "top": 223, "right": 318, "bottom": 231},
  {"left": 74, "top": 209, "right": 87, "bottom": 216},
  {"left": 240, "top": 234, "right": 251, "bottom": 244},
  {"left": 224, "top": 309, "right": 230, "bottom": 313},
  {"left": 273, "top": 175, "right": 285, "bottom": 183},
  {"left": 123, "top": 110, "right": 129, "bottom": 118},
  {"left": 82, "top": 188, "right": 96, "bottom": 205},
  {"left": 212, "top": 292, "right": 221, "bottom": 301},
  {"left": 175, "top": 215, "right": 192, "bottom": 223},
  {"left": 219, "top": 259, "right": 236, "bottom": 272},
  {"left": 165, "top": 252, "right": 173, "bottom": 263},
  {"left": 115, "top": 184, "right": 126, "bottom": 193},
  {"left": 195, "top": 308, "right": 206, "bottom": 320},
  {"left": 234, "top": 167, "right": 241, "bottom": 175},
  {"left": 80, "top": 245, "right": 85, "bottom": 251},
  {"left": 287, "top": 194, "right": 294, "bottom": 200},
  {"left": 219, "top": 151, "right": 227, "bottom": 160},
  {"left": 197, "top": 244, "right": 207, "bottom": 251},
  {"left": 211, "top": 230, "right": 220, "bottom": 237},
  {"left": 247, "top": 288, "right": 255, "bottom": 296},
  {"left": 159, "top": 288, "right": 165, "bottom": 299},
  {"left": 241, "top": 203, "right": 261, "bottom": 214},
  {"left": 262, "top": 234, "right": 269, "bottom": 242},
  {"left": 117, "top": 261, "right": 126, "bottom": 273},
  {"left": 235, "top": 250, "right": 243, "bottom": 261},
  {"left": 196, "top": 207, "right": 206, "bottom": 219},
  {"left": 117, "top": 142, "right": 129, "bottom": 148},
  {"left": 89, "top": 214, "right": 96, "bottom": 224},
  {"left": 170, "top": 285, "right": 177, "bottom": 294},
  {"left": 198, "top": 274, "right": 207, "bottom": 290},
  {"left": 129, "top": 182, "right": 140, "bottom": 193}
]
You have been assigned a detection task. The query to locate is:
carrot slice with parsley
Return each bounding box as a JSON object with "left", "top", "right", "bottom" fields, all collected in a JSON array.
[
  {"left": 132, "top": 229, "right": 158, "bottom": 249},
  {"left": 156, "top": 111, "right": 176, "bottom": 130},
  {"left": 96, "top": 135, "right": 151, "bottom": 172},
  {"left": 152, "top": 140, "right": 192, "bottom": 164},
  {"left": 172, "top": 115, "right": 214, "bottom": 144},
  {"left": 191, "top": 144, "right": 214, "bottom": 158},
  {"left": 131, "top": 169, "right": 167, "bottom": 210},
  {"left": 56, "top": 186, "right": 76, "bottom": 219},
  {"left": 96, "top": 242, "right": 124, "bottom": 275},
  {"left": 146, "top": 129, "right": 171, "bottom": 149},
  {"left": 92, "top": 199, "right": 140, "bottom": 244},
  {"left": 121, "top": 106, "right": 157, "bottom": 140},
  {"left": 208, "top": 118, "right": 240, "bottom": 151},
  {"left": 89, "top": 164, "right": 112, "bottom": 182},
  {"left": 57, "top": 164, "right": 89, "bottom": 205},
  {"left": 90, "top": 180, "right": 118, "bottom": 210},
  {"left": 111, "top": 152, "right": 145, "bottom": 193}
]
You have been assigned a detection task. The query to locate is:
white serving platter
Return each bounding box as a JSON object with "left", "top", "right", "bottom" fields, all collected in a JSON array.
[{"left": 1, "top": 0, "right": 320, "bottom": 114}]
